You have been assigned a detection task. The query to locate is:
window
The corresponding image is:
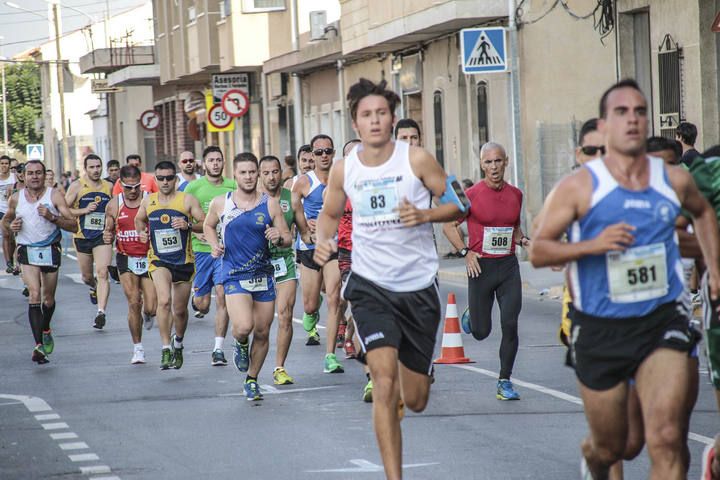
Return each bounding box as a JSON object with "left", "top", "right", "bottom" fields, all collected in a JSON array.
[
  {"left": 433, "top": 90, "right": 445, "bottom": 168},
  {"left": 242, "top": 0, "right": 285, "bottom": 13},
  {"left": 476, "top": 81, "right": 489, "bottom": 146},
  {"left": 219, "top": 0, "right": 231, "bottom": 18}
]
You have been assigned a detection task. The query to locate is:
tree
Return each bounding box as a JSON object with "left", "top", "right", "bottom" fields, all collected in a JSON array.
[{"left": 0, "top": 61, "right": 42, "bottom": 151}]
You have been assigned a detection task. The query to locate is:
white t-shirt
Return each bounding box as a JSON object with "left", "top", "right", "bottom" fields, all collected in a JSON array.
[{"left": 0, "top": 173, "right": 15, "bottom": 214}]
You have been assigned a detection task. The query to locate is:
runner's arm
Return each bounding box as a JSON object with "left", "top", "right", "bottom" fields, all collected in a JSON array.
[
  {"left": 408, "top": 147, "right": 463, "bottom": 224},
  {"left": 103, "top": 197, "right": 118, "bottom": 244},
  {"left": 64, "top": 181, "right": 86, "bottom": 216},
  {"left": 675, "top": 215, "right": 702, "bottom": 259},
  {"left": 267, "top": 197, "right": 292, "bottom": 248},
  {"left": 442, "top": 221, "right": 466, "bottom": 250},
  {"left": 51, "top": 188, "right": 79, "bottom": 232},
  {"left": 2, "top": 192, "right": 17, "bottom": 232},
  {"left": 291, "top": 175, "right": 312, "bottom": 240},
  {"left": 202, "top": 198, "right": 224, "bottom": 258},
  {"left": 134, "top": 198, "right": 149, "bottom": 243},
  {"left": 186, "top": 195, "right": 206, "bottom": 233}
]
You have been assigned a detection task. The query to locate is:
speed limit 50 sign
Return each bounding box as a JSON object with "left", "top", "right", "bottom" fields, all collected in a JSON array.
[{"left": 205, "top": 92, "right": 235, "bottom": 132}]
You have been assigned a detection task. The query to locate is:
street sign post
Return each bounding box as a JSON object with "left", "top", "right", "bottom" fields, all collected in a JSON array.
[
  {"left": 206, "top": 92, "right": 234, "bottom": 132},
  {"left": 460, "top": 27, "right": 507, "bottom": 74},
  {"left": 26, "top": 144, "right": 44, "bottom": 161},
  {"left": 139, "top": 110, "right": 160, "bottom": 131},
  {"left": 221, "top": 89, "right": 250, "bottom": 118}
]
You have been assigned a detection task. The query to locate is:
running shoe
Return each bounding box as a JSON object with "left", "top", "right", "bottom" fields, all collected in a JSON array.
[
  {"left": 323, "top": 353, "right": 344, "bottom": 373},
  {"left": 702, "top": 443, "right": 720, "bottom": 480},
  {"left": 305, "top": 327, "right": 320, "bottom": 346},
  {"left": 171, "top": 334, "right": 183, "bottom": 369},
  {"left": 42, "top": 330, "right": 54, "bottom": 355},
  {"left": 363, "top": 379, "right": 373, "bottom": 403},
  {"left": 336, "top": 322, "right": 347, "bottom": 349},
  {"left": 344, "top": 340, "right": 357, "bottom": 359},
  {"left": 460, "top": 305, "right": 471, "bottom": 334},
  {"left": 160, "top": 348, "right": 173, "bottom": 370},
  {"left": 243, "top": 380, "right": 263, "bottom": 401},
  {"left": 131, "top": 348, "right": 146, "bottom": 364},
  {"left": 5, "top": 261, "right": 13, "bottom": 274},
  {"left": 21, "top": 286, "right": 28, "bottom": 297},
  {"left": 233, "top": 340, "right": 250, "bottom": 372},
  {"left": 302, "top": 311, "right": 319, "bottom": 332},
  {"left": 273, "top": 367, "right": 294, "bottom": 385},
  {"left": 93, "top": 311, "right": 106, "bottom": 330},
  {"left": 31, "top": 345, "right": 49, "bottom": 364},
  {"left": 143, "top": 312, "right": 154, "bottom": 330},
  {"left": 496, "top": 379, "right": 520, "bottom": 400},
  {"left": 89, "top": 287, "right": 97, "bottom": 305},
  {"left": 211, "top": 349, "right": 227, "bottom": 366},
  {"left": 13, "top": 266, "right": 20, "bottom": 276}
]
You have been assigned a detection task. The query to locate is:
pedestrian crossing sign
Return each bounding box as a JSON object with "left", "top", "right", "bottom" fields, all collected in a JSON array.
[
  {"left": 26, "top": 144, "right": 44, "bottom": 161},
  {"left": 460, "top": 27, "right": 507, "bottom": 74}
]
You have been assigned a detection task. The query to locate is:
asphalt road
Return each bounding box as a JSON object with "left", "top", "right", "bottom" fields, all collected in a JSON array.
[{"left": 0, "top": 253, "right": 717, "bottom": 479}]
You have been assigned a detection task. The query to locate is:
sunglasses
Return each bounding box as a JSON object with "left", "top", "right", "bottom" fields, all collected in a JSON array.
[
  {"left": 313, "top": 148, "right": 334, "bottom": 156},
  {"left": 580, "top": 145, "right": 605, "bottom": 156},
  {"left": 180, "top": 159, "right": 195, "bottom": 164},
  {"left": 155, "top": 175, "right": 175, "bottom": 182},
  {"left": 121, "top": 182, "right": 142, "bottom": 190}
]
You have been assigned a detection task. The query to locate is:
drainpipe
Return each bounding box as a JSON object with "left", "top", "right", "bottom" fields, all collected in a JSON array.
[{"left": 290, "top": 0, "right": 304, "bottom": 149}]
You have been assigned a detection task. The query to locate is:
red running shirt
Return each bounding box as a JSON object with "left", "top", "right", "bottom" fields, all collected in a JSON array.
[
  {"left": 337, "top": 198, "right": 353, "bottom": 251},
  {"left": 462, "top": 181, "right": 523, "bottom": 258},
  {"left": 115, "top": 196, "right": 149, "bottom": 257}
]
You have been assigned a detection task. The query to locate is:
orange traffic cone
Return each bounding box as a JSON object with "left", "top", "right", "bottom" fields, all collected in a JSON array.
[{"left": 434, "top": 293, "right": 473, "bottom": 364}]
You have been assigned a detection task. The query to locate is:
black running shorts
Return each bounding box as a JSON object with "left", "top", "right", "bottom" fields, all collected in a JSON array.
[
  {"left": 74, "top": 235, "right": 107, "bottom": 255},
  {"left": 570, "top": 302, "right": 700, "bottom": 390},
  {"left": 342, "top": 272, "right": 441, "bottom": 375},
  {"left": 296, "top": 248, "right": 337, "bottom": 271},
  {"left": 17, "top": 242, "right": 62, "bottom": 273},
  {"left": 149, "top": 260, "right": 195, "bottom": 284}
]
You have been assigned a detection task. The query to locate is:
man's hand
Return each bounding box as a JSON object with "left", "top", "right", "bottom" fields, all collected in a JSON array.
[
  {"left": 86, "top": 201, "right": 98, "bottom": 214},
  {"left": 307, "top": 219, "right": 317, "bottom": 234},
  {"left": 195, "top": 233, "right": 208, "bottom": 243},
  {"left": 10, "top": 216, "right": 22, "bottom": 233},
  {"left": 102, "top": 229, "right": 114, "bottom": 245},
  {"left": 265, "top": 225, "right": 280, "bottom": 245},
  {"left": 171, "top": 216, "right": 189, "bottom": 230},
  {"left": 313, "top": 238, "right": 337, "bottom": 267},
  {"left": 519, "top": 237, "right": 531, "bottom": 249},
  {"left": 397, "top": 198, "right": 429, "bottom": 227},
  {"left": 210, "top": 242, "right": 224, "bottom": 259},
  {"left": 139, "top": 228, "right": 149, "bottom": 244},
  {"left": 589, "top": 223, "right": 635, "bottom": 254},
  {"left": 466, "top": 250, "right": 482, "bottom": 278},
  {"left": 37, "top": 204, "right": 54, "bottom": 222},
  {"left": 300, "top": 230, "right": 313, "bottom": 245}
]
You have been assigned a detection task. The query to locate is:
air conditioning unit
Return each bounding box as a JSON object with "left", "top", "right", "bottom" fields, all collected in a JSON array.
[{"left": 310, "top": 11, "right": 327, "bottom": 41}]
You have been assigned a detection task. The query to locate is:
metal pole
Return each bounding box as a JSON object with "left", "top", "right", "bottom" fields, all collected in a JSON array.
[
  {"left": 261, "top": 72, "right": 271, "bottom": 156},
  {"left": 289, "top": 0, "right": 303, "bottom": 150},
  {"left": 52, "top": 2, "right": 70, "bottom": 172},
  {"left": 0, "top": 38, "right": 7, "bottom": 156},
  {"left": 507, "top": 0, "right": 524, "bottom": 193}
]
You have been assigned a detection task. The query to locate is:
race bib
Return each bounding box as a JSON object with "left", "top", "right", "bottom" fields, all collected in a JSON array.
[
  {"left": 128, "top": 255, "right": 148, "bottom": 275},
  {"left": 271, "top": 258, "right": 288, "bottom": 278},
  {"left": 606, "top": 243, "right": 668, "bottom": 303},
  {"left": 84, "top": 212, "right": 105, "bottom": 231},
  {"left": 482, "top": 227, "right": 514, "bottom": 255},
  {"left": 355, "top": 178, "right": 400, "bottom": 226},
  {"left": 27, "top": 246, "right": 52, "bottom": 266},
  {"left": 154, "top": 228, "right": 182, "bottom": 254},
  {"left": 240, "top": 276, "right": 269, "bottom": 292}
]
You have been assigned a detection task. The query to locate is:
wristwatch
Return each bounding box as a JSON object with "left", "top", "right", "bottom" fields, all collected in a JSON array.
[{"left": 459, "top": 248, "right": 469, "bottom": 257}]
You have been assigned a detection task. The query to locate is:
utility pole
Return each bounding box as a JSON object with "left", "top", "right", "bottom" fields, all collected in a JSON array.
[
  {"left": 52, "top": 1, "right": 70, "bottom": 172},
  {"left": 0, "top": 37, "right": 7, "bottom": 155}
]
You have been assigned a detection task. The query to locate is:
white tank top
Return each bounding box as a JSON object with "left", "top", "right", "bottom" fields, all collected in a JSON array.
[
  {"left": 0, "top": 173, "right": 15, "bottom": 213},
  {"left": 16, "top": 187, "right": 60, "bottom": 246},
  {"left": 344, "top": 141, "right": 438, "bottom": 292}
]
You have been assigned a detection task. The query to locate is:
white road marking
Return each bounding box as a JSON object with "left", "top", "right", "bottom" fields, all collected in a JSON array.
[
  {"left": 65, "top": 253, "right": 78, "bottom": 261},
  {"left": 42, "top": 422, "right": 69, "bottom": 430},
  {"left": 88, "top": 476, "right": 121, "bottom": 480},
  {"left": 449, "top": 364, "right": 713, "bottom": 446},
  {"left": 219, "top": 385, "right": 337, "bottom": 397},
  {"left": 35, "top": 413, "right": 61, "bottom": 421},
  {"left": 69, "top": 453, "right": 100, "bottom": 462},
  {"left": 0, "top": 394, "right": 51, "bottom": 412},
  {"left": 307, "top": 458, "right": 439, "bottom": 473},
  {"left": 50, "top": 432, "right": 78, "bottom": 440},
  {"left": 59, "top": 442, "right": 89, "bottom": 450},
  {"left": 80, "top": 465, "right": 111, "bottom": 475}
]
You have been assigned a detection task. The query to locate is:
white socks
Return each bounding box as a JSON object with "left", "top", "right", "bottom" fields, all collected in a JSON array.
[{"left": 214, "top": 337, "right": 224, "bottom": 351}]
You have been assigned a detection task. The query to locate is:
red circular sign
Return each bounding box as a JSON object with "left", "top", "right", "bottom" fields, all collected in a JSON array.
[
  {"left": 207, "top": 104, "right": 233, "bottom": 129},
  {"left": 221, "top": 89, "right": 250, "bottom": 118},
  {"left": 140, "top": 110, "right": 160, "bottom": 130}
]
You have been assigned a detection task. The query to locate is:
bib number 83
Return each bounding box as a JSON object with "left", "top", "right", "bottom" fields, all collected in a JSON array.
[{"left": 370, "top": 195, "right": 386, "bottom": 210}]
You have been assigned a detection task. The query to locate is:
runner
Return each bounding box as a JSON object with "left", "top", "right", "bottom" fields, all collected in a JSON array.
[
  {"left": 2, "top": 160, "right": 77, "bottom": 363},
  {"left": 65, "top": 154, "right": 114, "bottom": 329},
  {"left": 184, "top": 146, "right": 236, "bottom": 365},
  {"left": 443, "top": 141, "right": 529, "bottom": 400},
  {"left": 112, "top": 154, "right": 158, "bottom": 195},
  {"left": 0, "top": 155, "right": 17, "bottom": 273},
  {"left": 394, "top": 118, "right": 422, "bottom": 146},
  {"left": 530, "top": 79, "right": 719, "bottom": 479},
  {"left": 314, "top": 78, "right": 464, "bottom": 479},
  {"left": 135, "top": 161, "right": 205, "bottom": 370},
  {"left": 103, "top": 165, "right": 158, "bottom": 364},
  {"left": 203, "top": 152, "right": 292, "bottom": 400},
  {"left": 258, "top": 154, "right": 311, "bottom": 384},
  {"left": 176, "top": 150, "right": 201, "bottom": 192},
  {"left": 104, "top": 159, "right": 120, "bottom": 184},
  {"left": 283, "top": 144, "right": 314, "bottom": 189},
  {"left": 292, "top": 134, "right": 344, "bottom": 373}
]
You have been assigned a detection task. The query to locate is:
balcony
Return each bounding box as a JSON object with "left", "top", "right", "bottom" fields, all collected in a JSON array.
[{"left": 79, "top": 45, "right": 156, "bottom": 75}]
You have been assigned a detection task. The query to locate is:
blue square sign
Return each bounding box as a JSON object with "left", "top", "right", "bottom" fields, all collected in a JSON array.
[{"left": 461, "top": 27, "right": 507, "bottom": 74}]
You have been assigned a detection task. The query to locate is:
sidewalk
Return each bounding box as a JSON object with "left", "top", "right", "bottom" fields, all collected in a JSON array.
[{"left": 438, "top": 257, "right": 565, "bottom": 298}]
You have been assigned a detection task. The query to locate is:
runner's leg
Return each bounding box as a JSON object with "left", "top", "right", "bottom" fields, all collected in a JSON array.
[
  {"left": 92, "top": 244, "right": 112, "bottom": 312},
  {"left": 214, "top": 284, "right": 229, "bottom": 341},
  {"left": 322, "top": 260, "right": 341, "bottom": 356},
  {"left": 495, "top": 259, "right": 522, "bottom": 379},
  {"left": 40, "top": 270, "right": 58, "bottom": 330},
  {"left": 300, "top": 264, "right": 322, "bottom": 318},
  {"left": 468, "top": 269, "right": 497, "bottom": 340},
  {"left": 171, "top": 280, "right": 192, "bottom": 340},
  {"left": 152, "top": 268, "right": 173, "bottom": 346},
  {"left": 247, "top": 299, "right": 275, "bottom": 378},
  {"left": 76, "top": 251, "right": 96, "bottom": 291},
  {"left": 21, "top": 264, "right": 43, "bottom": 345},
  {"left": 140, "top": 276, "right": 157, "bottom": 317},
  {"left": 275, "top": 279, "right": 296, "bottom": 368},
  {"left": 398, "top": 364, "right": 432, "bottom": 413},
  {"left": 120, "top": 272, "right": 142, "bottom": 344}
]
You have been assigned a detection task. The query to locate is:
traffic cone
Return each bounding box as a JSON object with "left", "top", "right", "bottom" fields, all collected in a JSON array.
[{"left": 434, "top": 293, "right": 473, "bottom": 364}]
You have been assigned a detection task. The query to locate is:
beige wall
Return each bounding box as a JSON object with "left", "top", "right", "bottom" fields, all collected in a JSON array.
[{"left": 112, "top": 87, "right": 155, "bottom": 161}]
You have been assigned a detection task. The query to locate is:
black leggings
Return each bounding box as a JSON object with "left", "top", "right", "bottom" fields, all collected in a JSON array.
[{"left": 468, "top": 255, "right": 522, "bottom": 379}]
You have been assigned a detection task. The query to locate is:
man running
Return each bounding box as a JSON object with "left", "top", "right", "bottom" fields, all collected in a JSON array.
[
  {"left": 104, "top": 159, "right": 120, "bottom": 184},
  {"left": 103, "top": 165, "right": 157, "bottom": 364},
  {"left": 135, "top": 161, "right": 205, "bottom": 370},
  {"left": 0, "top": 155, "right": 16, "bottom": 272},
  {"left": 530, "top": 79, "right": 719, "bottom": 479},
  {"left": 283, "top": 144, "right": 314, "bottom": 189},
  {"left": 292, "top": 134, "right": 344, "bottom": 373},
  {"left": 65, "top": 154, "right": 114, "bottom": 329},
  {"left": 2, "top": 160, "right": 77, "bottom": 363},
  {"left": 176, "top": 151, "right": 201, "bottom": 192},
  {"left": 204, "top": 152, "right": 292, "bottom": 401},
  {"left": 394, "top": 118, "right": 422, "bottom": 147},
  {"left": 112, "top": 154, "right": 158, "bottom": 195},
  {"left": 314, "top": 78, "right": 463, "bottom": 479},
  {"left": 258, "top": 154, "right": 311, "bottom": 384},
  {"left": 184, "top": 146, "right": 236, "bottom": 365}
]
